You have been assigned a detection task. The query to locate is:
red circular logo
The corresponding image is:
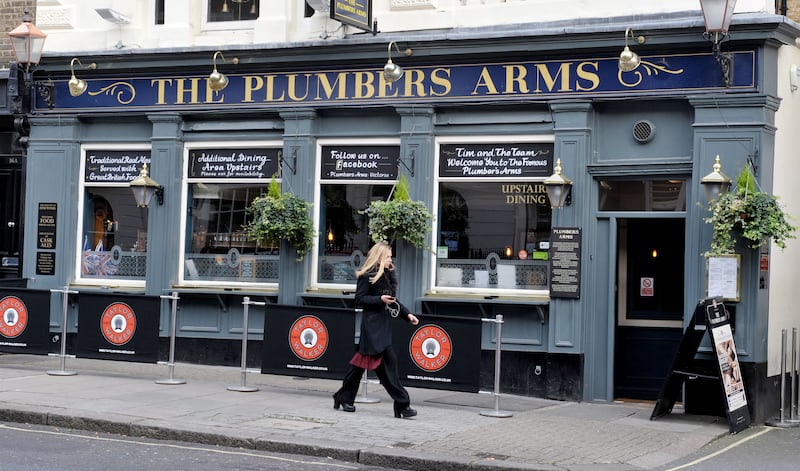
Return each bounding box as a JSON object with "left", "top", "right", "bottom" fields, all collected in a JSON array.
[
  {"left": 100, "top": 302, "right": 137, "bottom": 346},
  {"left": 409, "top": 324, "right": 452, "bottom": 372},
  {"left": 0, "top": 296, "right": 28, "bottom": 339},
  {"left": 289, "top": 315, "right": 329, "bottom": 361}
]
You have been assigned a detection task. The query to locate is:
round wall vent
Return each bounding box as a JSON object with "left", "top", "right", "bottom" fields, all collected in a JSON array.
[{"left": 632, "top": 120, "right": 655, "bottom": 144}]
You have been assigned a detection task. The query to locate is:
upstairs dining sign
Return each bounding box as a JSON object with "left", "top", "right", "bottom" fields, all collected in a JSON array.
[{"left": 41, "top": 51, "right": 757, "bottom": 113}]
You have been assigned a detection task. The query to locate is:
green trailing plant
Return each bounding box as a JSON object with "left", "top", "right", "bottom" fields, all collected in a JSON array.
[
  {"left": 361, "top": 174, "right": 434, "bottom": 249},
  {"left": 705, "top": 164, "right": 796, "bottom": 256},
  {"left": 244, "top": 177, "right": 315, "bottom": 260}
]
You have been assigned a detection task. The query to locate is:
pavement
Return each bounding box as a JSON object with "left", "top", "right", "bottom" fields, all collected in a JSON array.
[{"left": 0, "top": 353, "right": 730, "bottom": 471}]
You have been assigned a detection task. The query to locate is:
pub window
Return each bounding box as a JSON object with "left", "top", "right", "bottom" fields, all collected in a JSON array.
[
  {"left": 434, "top": 139, "right": 555, "bottom": 292},
  {"left": 315, "top": 142, "right": 399, "bottom": 287},
  {"left": 77, "top": 146, "right": 151, "bottom": 286},
  {"left": 181, "top": 143, "right": 281, "bottom": 287},
  {"left": 207, "top": 0, "right": 259, "bottom": 23}
]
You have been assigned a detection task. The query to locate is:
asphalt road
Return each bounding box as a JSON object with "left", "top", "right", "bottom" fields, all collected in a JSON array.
[
  {"left": 0, "top": 421, "right": 398, "bottom": 471},
  {"left": 656, "top": 424, "right": 800, "bottom": 471}
]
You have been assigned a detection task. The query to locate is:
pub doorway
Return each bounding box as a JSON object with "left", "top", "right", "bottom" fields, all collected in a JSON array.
[{"left": 613, "top": 218, "right": 685, "bottom": 400}]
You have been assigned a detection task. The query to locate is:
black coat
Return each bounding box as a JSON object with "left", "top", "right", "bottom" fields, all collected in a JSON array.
[{"left": 354, "top": 268, "right": 411, "bottom": 355}]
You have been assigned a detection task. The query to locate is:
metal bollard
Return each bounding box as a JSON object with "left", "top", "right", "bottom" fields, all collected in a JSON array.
[
  {"left": 47, "top": 287, "right": 78, "bottom": 376},
  {"left": 479, "top": 314, "right": 512, "bottom": 418},
  {"left": 767, "top": 329, "right": 799, "bottom": 428},
  {"left": 352, "top": 309, "right": 380, "bottom": 404},
  {"left": 791, "top": 328, "right": 799, "bottom": 422},
  {"left": 156, "top": 291, "right": 186, "bottom": 385},
  {"left": 227, "top": 297, "right": 262, "bottom": 392}
]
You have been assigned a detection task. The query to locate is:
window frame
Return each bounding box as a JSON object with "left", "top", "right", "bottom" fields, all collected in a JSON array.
[
  {"left": 431, "top": 135, "right": 556, "bottom": 296},
  {"left": 75, "top": 143, "right": 152, "bottom": 289},
  {"left": 178, "top": 140, "right": 283, "bottom": 289},
  {"left": 202, "top": 0, "right": 260, "bottom": 31},
  {"left": 310, "top": 137, "right": 402, "bottom": 291}
]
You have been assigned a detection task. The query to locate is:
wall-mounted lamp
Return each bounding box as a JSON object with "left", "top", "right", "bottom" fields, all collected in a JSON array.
[
  {"left": 544, "top": 158, "right": 573, "bottom": 209},
  {"left": 68, "top": 58, "right": 97, "bottom": 97},
  {"left": 129, "top": 163, "right": 164, "bottom": 207},
  {"left": 209, "top": 51, "right": 238, "bottom": 91},
  {"left": 700, "top": 154, "right": 732, "bottom": 202},
  {"left": 618, "top": 28, "right": 646, "bottom": 72},
  {"left": 699, "top": 0, "right": 736, "bottom": 87},
  {"left": 383, "top": 41, "right": 413, "bottom": 83},
  {"left": 327, "top": 225, "right": 335, "bottom": 242},
  {"left": 504, "top": 246, "right": 513, "bottom": 258}
]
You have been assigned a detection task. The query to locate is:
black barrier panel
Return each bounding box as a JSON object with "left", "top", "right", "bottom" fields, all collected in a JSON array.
[
  {"left": 393, "top": 315, "right": 481, "bottom": 393},
  {"left": 261, "top": 304, "right": 356, "bottom": 380},
  {"left": 76, "top": 293, "right": 160, "bottom": 363},
  {"left": 0, "top": 289, "right": 51, "bottom": 355}
]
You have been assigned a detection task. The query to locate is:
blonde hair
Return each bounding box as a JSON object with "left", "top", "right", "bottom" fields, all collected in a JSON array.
[{"left": 356, "top": 242, "right": 393, "bottom": 284}]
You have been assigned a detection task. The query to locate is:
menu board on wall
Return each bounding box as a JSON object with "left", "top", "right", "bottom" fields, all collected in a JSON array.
[
  {"left": 187, "top": 148, "right": 281, "bottom": 179},
  {"left": 37, "top": 202, "right": 57, "bottom": 250},
  {"left": 84, "top": 150, "right": 151, "bottom": 183},
  {"left": 320, "top": 145, "right": 399, "bottom": 181},
  {"left": 439, "top": 143, "right": 554, "bottom": 178},
  {"left": 549, "top": 227, "right": 581, "bottom": 299}
]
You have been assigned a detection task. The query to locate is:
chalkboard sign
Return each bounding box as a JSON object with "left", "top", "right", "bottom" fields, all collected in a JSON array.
[
  {"left": 84, "top": 150, "right": 151, "bottom": 183},
  {"left": 37, "top": 202, "right": 57, "bottom": 250},
  {"left": 439, "top": 143, "right": 554, "bottom": 178},
  {"left": 549, "top": 227, "right": 581, "bottom": 299},
  {"left": 320, "top": 145, "right": 399, "bottom": 180},
  {"left": 187, "top": 148, "right": 280, "bottom": 179}
]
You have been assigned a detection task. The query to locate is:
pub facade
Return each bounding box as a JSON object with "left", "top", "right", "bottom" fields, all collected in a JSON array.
[{"left": 2, "top": 1, "right": 800, "bottom": 422}]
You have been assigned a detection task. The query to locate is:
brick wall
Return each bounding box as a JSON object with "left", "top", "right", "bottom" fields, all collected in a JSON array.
[
  {"left": 788, "top": 1, "right": 800, "bottom": 24},
  {"left": 0, "top": 2, "right": 37, "bottom": 65}
]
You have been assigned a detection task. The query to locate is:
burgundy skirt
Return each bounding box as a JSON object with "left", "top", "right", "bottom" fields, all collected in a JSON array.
[{"left": 349, "top": 352, "right": 383, "bottom": 370}]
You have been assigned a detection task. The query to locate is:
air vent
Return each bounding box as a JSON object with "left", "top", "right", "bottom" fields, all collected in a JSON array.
[{"left": 632, "top": 120, "right": 655, "bottom": 144}]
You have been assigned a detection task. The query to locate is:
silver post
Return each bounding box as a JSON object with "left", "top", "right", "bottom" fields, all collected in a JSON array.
[
  {"left": 352, "top": 309, "right": 379, "bottom": 404},
  {"left": 767, "top": 329, "right": 799, "bottom": 427},
  {"left": 791, "top": 328, "right": 798, "bottom": 420},
  {"left": 480, "top": 314, "right": 512, "bottom": 418},
  {"left": 156, "top": 292, "right": 185, "bottom": 385},
  {"left": 47, "top": 287, "right": 78, "bottom": 376},
  {"left": 228, "top": 297, "right": 262, "bottom": 392}
]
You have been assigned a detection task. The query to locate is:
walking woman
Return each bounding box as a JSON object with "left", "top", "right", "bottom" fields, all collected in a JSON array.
[{"left": 332, "top": 242, "right": 420, "bottom": 418}]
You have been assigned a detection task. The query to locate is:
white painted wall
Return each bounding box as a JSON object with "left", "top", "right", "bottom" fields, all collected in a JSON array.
[
  {"left": 35, "top": 0, "right": 775, "bottom": 53},
  {"left": 768, "top": 42, "right": 800, "bottom": 376}
]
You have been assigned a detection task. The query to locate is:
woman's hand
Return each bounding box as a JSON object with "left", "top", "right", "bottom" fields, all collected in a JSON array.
[
  {"left": 381, "top": 295, "right": 396, "bottom": 304},
  {"left": 408, "top": 314, "right": 419, "bottom": 325}
]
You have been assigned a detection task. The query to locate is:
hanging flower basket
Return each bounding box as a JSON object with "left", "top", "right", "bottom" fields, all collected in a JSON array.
[
  {"left": 360, "top": 174, "right": 434, "bottom": 250},
  {"left": 704, "top": 165, "right": 796, "bottom": 256},
  {"left": 244, "top": 177, "right": 315, "bottom": 260}
]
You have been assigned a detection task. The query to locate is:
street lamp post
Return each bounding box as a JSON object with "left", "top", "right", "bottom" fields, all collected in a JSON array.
[{"left": 6, "top": 8, "right": 47, "bottom": 279}]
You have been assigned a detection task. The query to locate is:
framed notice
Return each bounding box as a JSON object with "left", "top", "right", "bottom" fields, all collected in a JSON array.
[{"left": 706, "top": 255, "right": 740, "bottom": 302}]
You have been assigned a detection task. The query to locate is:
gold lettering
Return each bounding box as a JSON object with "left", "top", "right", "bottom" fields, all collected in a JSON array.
[
  {"left": 150, "top": 79, "right": 171, "bottom": 105},
  {"left": 378, "top": 73, "right": 400, "bottom": 98},
  {"left": 471, "top": 67, "right": 499, "bottom": 95},
  {"left": 242, "top": 75, "right": 264, "bottom": 102},
  {"left": 286, "top": 74, "right": 311, "bottom": 101},
  {"left": 575, "top": 62, "right": 600, "bottom": 91},
  {"left": 316, "top": 72, "right": 348, "bottom": 100},
  {"left": 175, "top": 78, "right": 201, "bottom": 104},
  {"left": 504, "top": 65, "right": 529, "bottom": 94},
  {"left": 205, "top": 80, "right": 224, "bottom": 103},
  {"left": 534, "top": 63, "right": 571, "bottom": 92},
  {"left": 404, "top": 69, "right": 426, "bottom": 97},
  {"left": 429, "top": 68, "right": 452, "bottom": 96},
  {"left": 265, "top": 75, "right": 285, "bottom": 102},
  {"left": 353, "top": 71, "right": 375, "bottom": 99}
]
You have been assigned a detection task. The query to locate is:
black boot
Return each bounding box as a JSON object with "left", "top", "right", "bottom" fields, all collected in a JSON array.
[
  {"left": 333, "top": 394, "right": 356, "bottom": 413},
  {"left": 394, "top": 403, "right": 417, "bottom": 418}
]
